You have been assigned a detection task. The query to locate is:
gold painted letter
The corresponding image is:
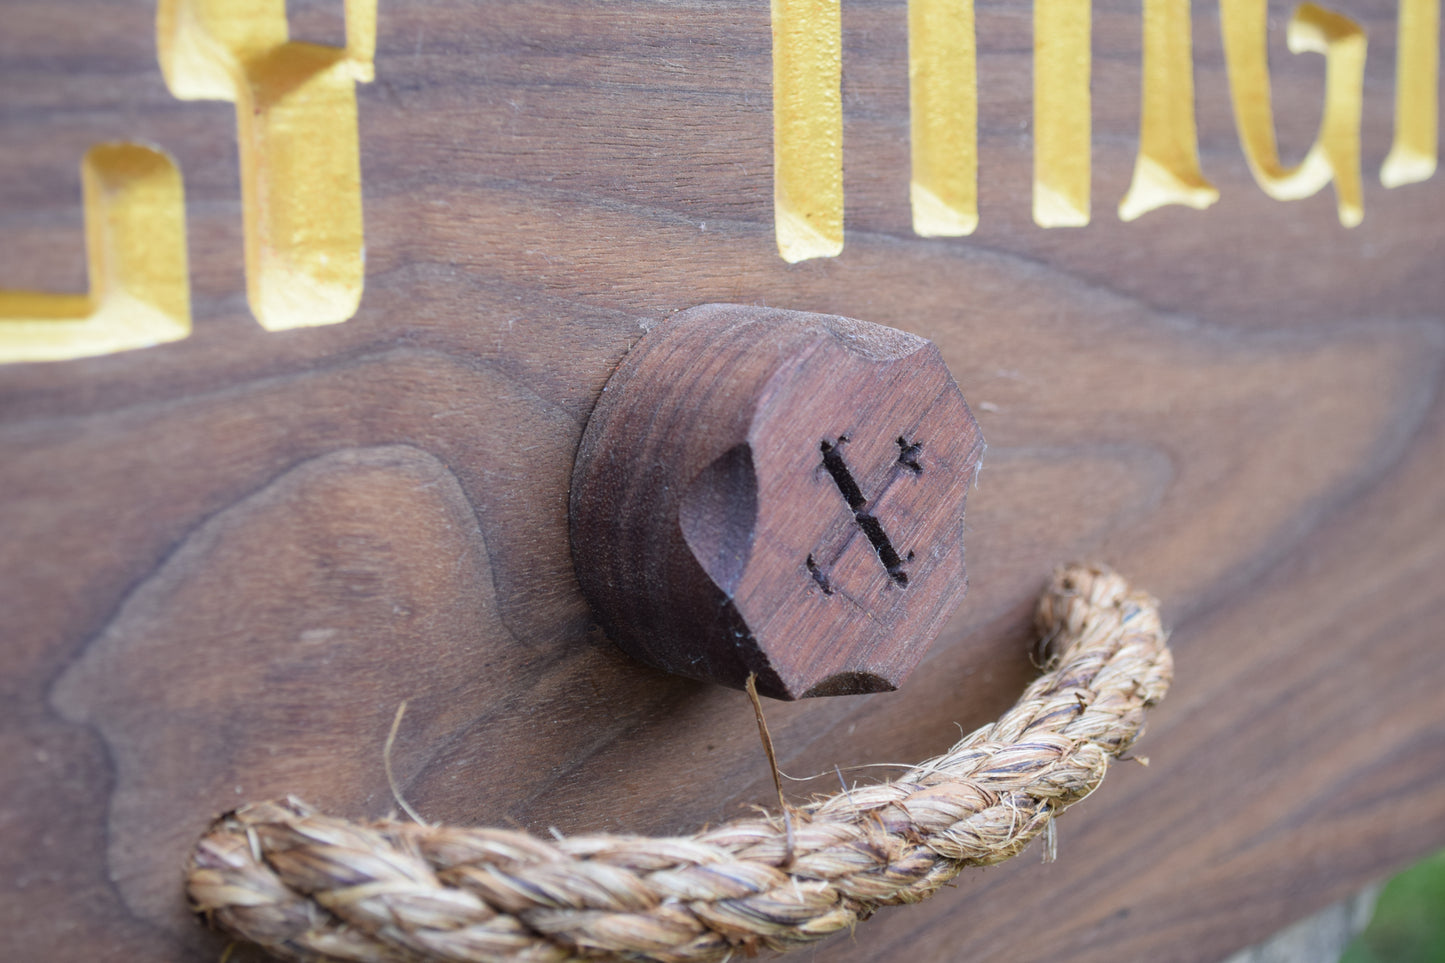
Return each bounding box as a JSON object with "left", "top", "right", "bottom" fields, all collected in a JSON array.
[
  {"left": 1381, "top": 0, "right": 1439, "bottom": 187},
  {"left": 0, "top": 145, "right": 190, "bottom": 364},
  {"left": 910, "top": 0, "right": 978, "bottom": 236},
  {"left": 1220, "top": 0, "right": 1366, "bottom": 227},
  {"left": 1034, "top": 0, "right": 1091, "bottom": 227},
  {"left": 1118, "top": 0, "right": 1219, "bottom": 220},
  {"left": 157, "top": 0, "right": 375, "bottom": 328},
  {"left": 772, "top": 0, "right": 844, "bottom": 262}
]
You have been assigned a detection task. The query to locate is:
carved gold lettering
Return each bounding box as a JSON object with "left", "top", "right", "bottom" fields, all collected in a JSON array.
[
  {"left": 1382, "top": 0, "right": 1439, "bottom": 187},
  {"left": 0, "top": 145, "right": 190, "bottom": 364},
  {"left": 1119, "top": 0, "right": 1219, "bottom": 220},
  {"left": 909, "top": 0, "right": 978, "bottom": 236},
  {"left": 772, "top": 0, "right": 844, "bottom": 262},
  {"left": 1220, "top": 0, "right": 1367, "bottom": 227},
  {"left": 157, "top": 0, "right": 375, "bottom": 328},
  {"left": 1034, "top": 0, "right": 1091, "bottom": 227}
]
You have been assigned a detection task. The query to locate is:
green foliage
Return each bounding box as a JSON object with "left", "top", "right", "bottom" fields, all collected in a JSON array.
[{"left": 1340, "top": 849, "right": 1445, "bottom": 963}]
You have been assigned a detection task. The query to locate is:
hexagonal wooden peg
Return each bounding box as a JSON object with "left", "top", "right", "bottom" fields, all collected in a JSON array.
[{"left": 570, "top": 304, "right": 985, "bottom": 699}]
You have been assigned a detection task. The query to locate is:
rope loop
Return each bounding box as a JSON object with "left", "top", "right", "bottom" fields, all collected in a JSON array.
[{"left": 188, "top": 563, "right": 1173, "bottom": 962}]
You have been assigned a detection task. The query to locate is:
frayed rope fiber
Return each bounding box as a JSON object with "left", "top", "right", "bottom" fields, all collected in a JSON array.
[{"left": 188, "top": 563, "right": 1172, "bottom": 963}]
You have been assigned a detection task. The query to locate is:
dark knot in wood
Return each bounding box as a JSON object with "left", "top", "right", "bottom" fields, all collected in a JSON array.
[{"left": 569, "top": 304, "right": 985, "bottom": 699}]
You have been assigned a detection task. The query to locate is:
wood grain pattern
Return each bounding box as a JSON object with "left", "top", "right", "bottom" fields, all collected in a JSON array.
[{"left": 1, "top": 1, "right": 1443, "bottom": 961}]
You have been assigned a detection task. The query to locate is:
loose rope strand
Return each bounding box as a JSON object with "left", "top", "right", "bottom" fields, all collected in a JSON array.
[{"left": 188, "top": 563, "right": 1173, "bottom": 963}]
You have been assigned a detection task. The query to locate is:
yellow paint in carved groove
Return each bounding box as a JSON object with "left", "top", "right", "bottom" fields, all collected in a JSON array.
[
  {"left": 772, "top": 0, "right": 844, "bottom": 262},
  {"left": 157, "top": 0, "right": 375, "bottom": 329},
  {"left": 1034, "top": 0, "right": 1091, "bottom": 227},
  {"left": 1382, "top": 0, "right": 1439, "bottom": 187},
  {"left": 909, "top": 0, "right": 978, "bottom": 237},
  {"left": 1119, "top": 0, "right": 1219, "bottom": 220},
  {"left": 0, "top": 145, "right": 190, "bottom": 364},
  {"left": 1221, "top": 0, "right": 1366, "bottom": 227}
]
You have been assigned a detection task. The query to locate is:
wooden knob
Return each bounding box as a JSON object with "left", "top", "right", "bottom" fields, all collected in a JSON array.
[{"left": 570, "top": 304, "right": 985, "bottom": 699}]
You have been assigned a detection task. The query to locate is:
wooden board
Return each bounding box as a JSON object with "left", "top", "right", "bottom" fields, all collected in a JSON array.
[{"left": 2, "top": 1, "right": 1443, "bottom": 960}]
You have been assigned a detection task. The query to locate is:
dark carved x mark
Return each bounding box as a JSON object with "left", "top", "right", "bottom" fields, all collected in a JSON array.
[{"left": 808, "top": 436, "right": 918, "bottom": 594}]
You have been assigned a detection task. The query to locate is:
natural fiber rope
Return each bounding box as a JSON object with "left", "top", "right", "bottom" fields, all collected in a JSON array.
[{"left": 188, "top": 563, "right": 1172, "bottom": 963}]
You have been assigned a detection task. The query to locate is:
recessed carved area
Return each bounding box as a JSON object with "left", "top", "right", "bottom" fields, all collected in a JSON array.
[
  {"left": 801, "top": 670, "right": 896, "bottom": 698},
  {"left": 679, "top": 444, "right": 758, "bottom": 596},
  {"left": 158, "top": 0, "right": 376, "bottom": 330},
  {"left": 820, "top": 437, "right": 910, "bottom": 587},
  {"left": 0, "top": 144, "right": 190, "bottom": 363},
  {"left": 805, "top": 553, "right": 833, "bottom": 594},
  {"left": 897, "top": 436, "right": 925, "bottom": 474}
]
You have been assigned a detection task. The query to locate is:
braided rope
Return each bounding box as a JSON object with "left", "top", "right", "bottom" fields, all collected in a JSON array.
[{"left": 188, "top": 563, "right": 1172, "bottom": 963}]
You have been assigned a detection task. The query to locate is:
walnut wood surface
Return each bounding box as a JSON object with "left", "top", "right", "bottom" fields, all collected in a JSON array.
[
  {"left": 2, "top": 1, "right": 1444, "bottom": 962},
  {"left": 570, "top": 304, "right": 984, "bottom": 699}
]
